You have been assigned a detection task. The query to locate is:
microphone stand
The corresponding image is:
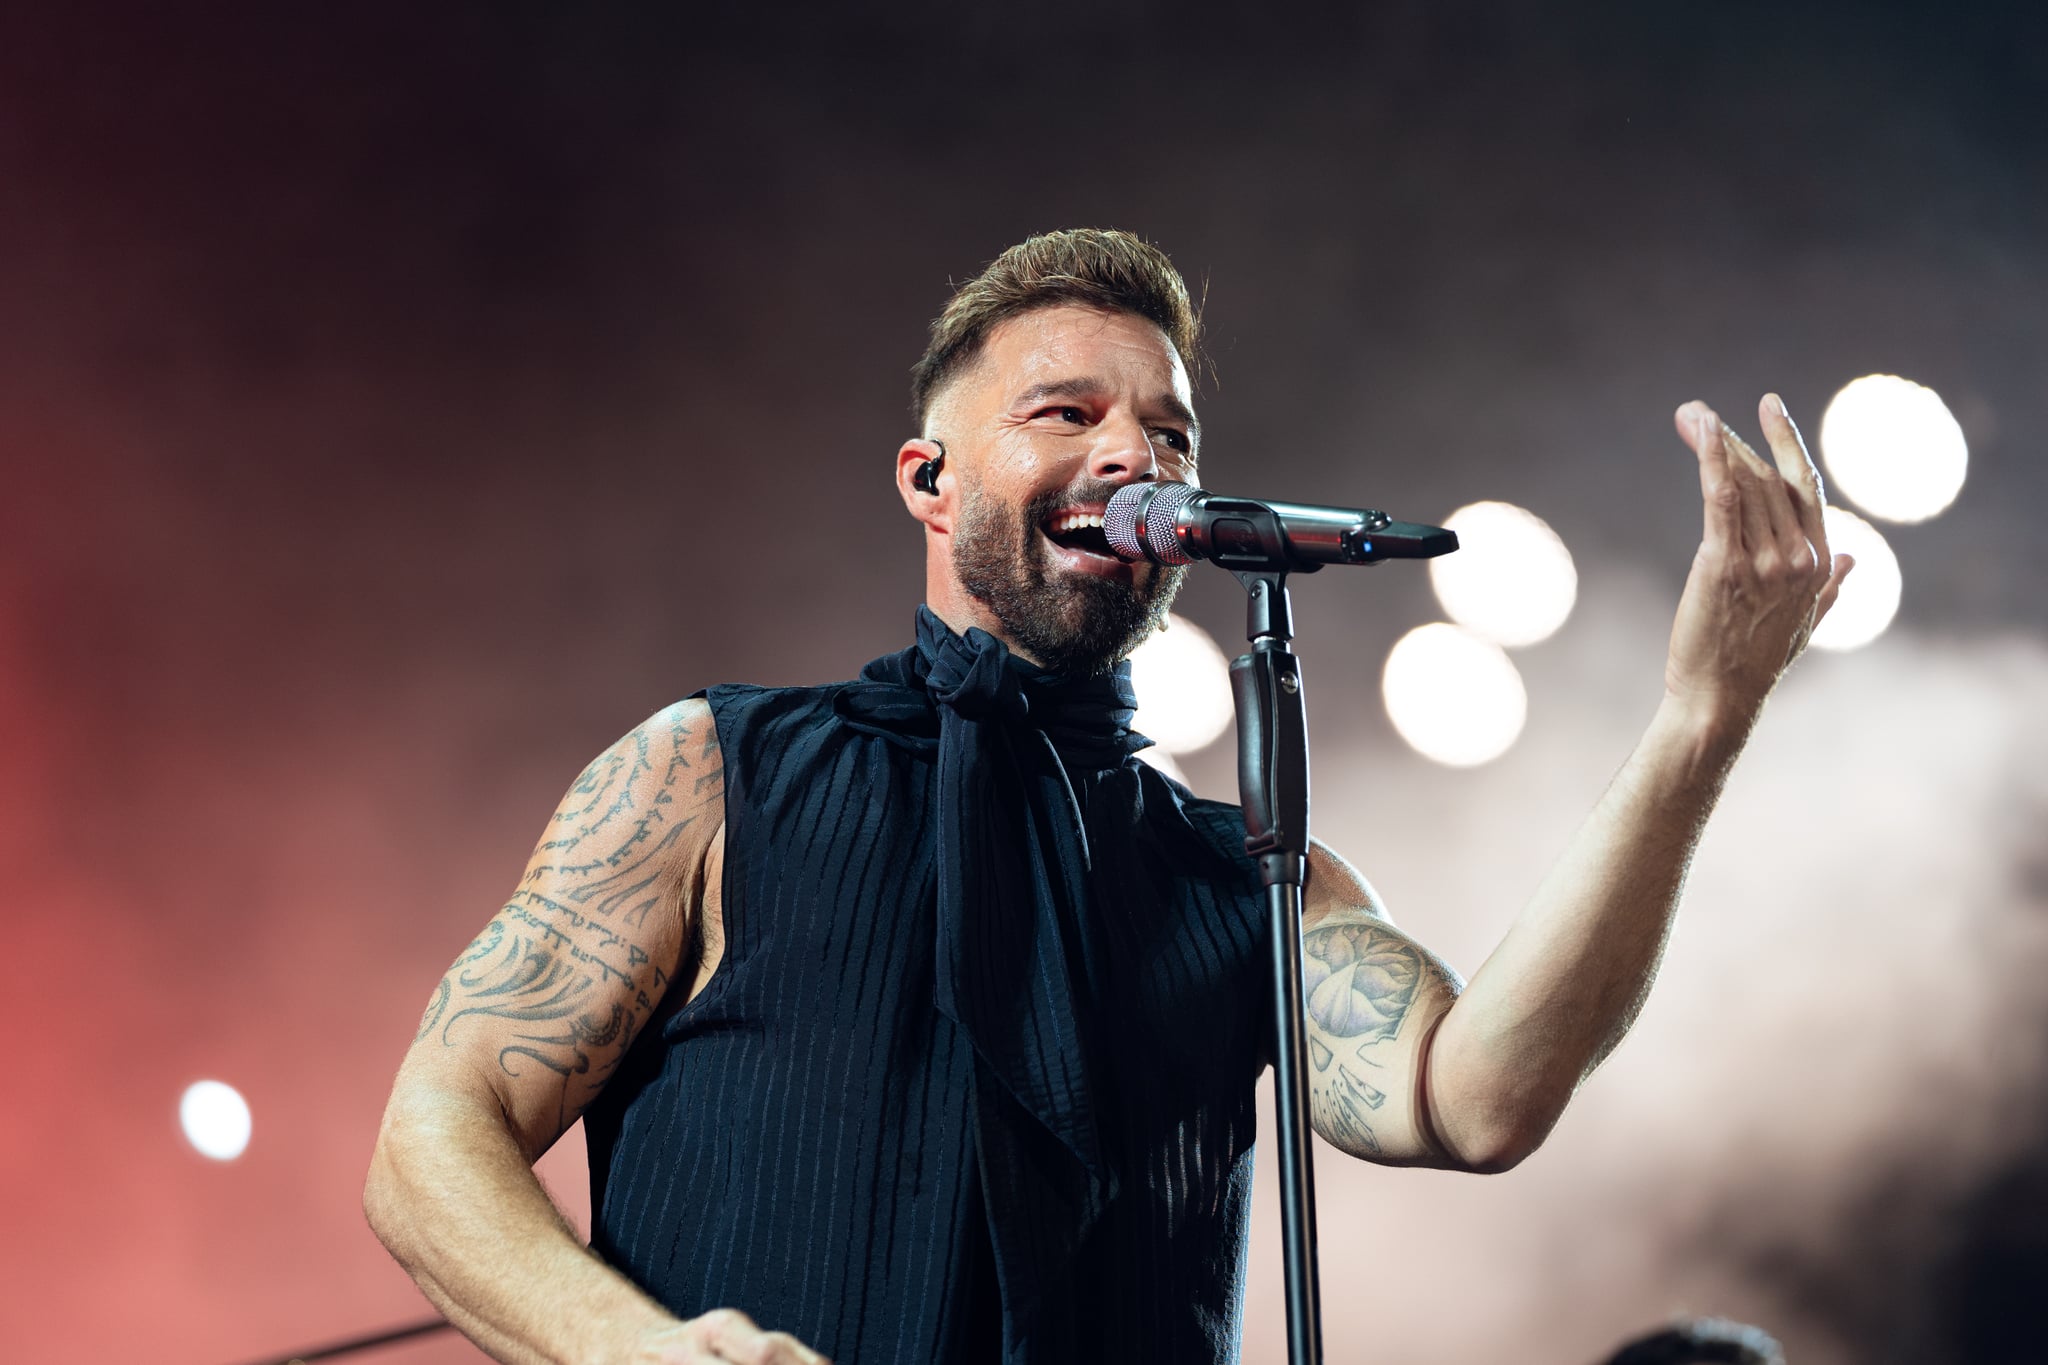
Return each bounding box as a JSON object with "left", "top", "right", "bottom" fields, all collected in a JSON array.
[
  {"left": 1230, "top": 568, "right": 1322, "bottom": 1365},
  {"left": 1114, "top": 482, "right": 1448, "bottom": 1363}
]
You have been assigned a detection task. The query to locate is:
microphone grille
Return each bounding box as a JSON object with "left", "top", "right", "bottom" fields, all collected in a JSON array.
[{"left": 1105, "top": 482, "right": 1198, "bottom": 565}]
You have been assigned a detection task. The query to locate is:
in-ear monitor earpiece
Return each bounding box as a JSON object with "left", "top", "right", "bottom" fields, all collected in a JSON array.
[{"left": 913, "top": 441, "right": 946, "bottom": 495}]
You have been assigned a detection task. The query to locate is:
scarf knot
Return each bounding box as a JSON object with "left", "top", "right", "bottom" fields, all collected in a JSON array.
[{"left": 918, "top": 615, "right": 1033, "bottom": 725}]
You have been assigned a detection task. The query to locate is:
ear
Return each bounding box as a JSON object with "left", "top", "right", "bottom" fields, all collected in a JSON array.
[{"left": 895, "top": 438, "right": 953, "bottom": 533}]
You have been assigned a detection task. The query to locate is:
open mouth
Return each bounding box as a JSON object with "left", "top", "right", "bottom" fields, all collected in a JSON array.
[{"left": 1041, "top": 508, "right": 1117, "bottom": 559}]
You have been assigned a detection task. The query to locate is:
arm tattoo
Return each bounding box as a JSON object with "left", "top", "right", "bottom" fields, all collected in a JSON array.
[
  {"left": 422, "top": 705, "right": 718, "bottom": 1127},
  {"left": 1303, "top": 921, "right": 1423, "bottom": 1041},
  {"left": 1311, "top": 1063, "right": 1387, "bottom": 1156},
  {"left": 1301, "top": 920, "right": 1425, "bottom": 1156}
]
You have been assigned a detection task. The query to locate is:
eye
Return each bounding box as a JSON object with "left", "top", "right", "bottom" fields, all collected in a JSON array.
[
  {"left": 1024, "top": 405, "right": 1089, "bottom": 427},
  {"left": 1151, "top": 427, "right": 1191, "bottom": 453}
]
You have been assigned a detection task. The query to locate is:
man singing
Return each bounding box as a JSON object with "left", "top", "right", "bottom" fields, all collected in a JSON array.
[{"left": 365, "top": 229, "right": 1851, "bottom": 1364}]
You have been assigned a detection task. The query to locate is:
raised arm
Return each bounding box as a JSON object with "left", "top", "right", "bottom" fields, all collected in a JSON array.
[
  {"left": 1308, "top": 395, "right": 1852, "bottom": 1172},
  {"left": 364, "top": 700, "right": 825, "bottom": 1364}
]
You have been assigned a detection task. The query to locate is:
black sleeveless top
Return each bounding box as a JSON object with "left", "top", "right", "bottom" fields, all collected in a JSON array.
[{"left": 585, "top": 613, "right": 1271, "bottom": 1362}]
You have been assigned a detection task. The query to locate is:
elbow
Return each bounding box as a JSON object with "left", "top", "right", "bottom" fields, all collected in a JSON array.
[
  {"left": 1421, "top": 1090, "right": 1562, "bottom": 1175},
  {"left": 1439, "top": 1121, "right": 1548, "bottom": 1175},
  {"left": 361, "top": 1071, "right": 521, "bottom": 1262},
  {"left": 363, "top": 1115, "right": 413, "bottom": 1254},
  {"left": 363, "top": 1086, "right": 448, "bottom": 1262},
  {"left": 1418, "top": 1027, "right": 1568, "bottom": 1174}
]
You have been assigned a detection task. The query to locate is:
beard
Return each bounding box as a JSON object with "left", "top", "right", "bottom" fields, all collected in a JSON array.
[{"left": 951, "top": 478, "right": 1188, "bottom": 676}]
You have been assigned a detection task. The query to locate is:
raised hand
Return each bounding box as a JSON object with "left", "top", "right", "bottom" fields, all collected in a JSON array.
[{"left": 1663, "top": 394, "right": 1855, "bottom": 732}]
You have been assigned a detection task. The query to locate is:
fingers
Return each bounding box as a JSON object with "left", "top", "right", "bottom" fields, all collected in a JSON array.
[
  {"left": 1758, "top": 392, "right": 1831, "bottom": 565},
  {"left": 1676, "top": 400, "right": 1740, "bottom": 552},
  {"left": 1715, "top": 414, "right": 1794, "bottom": 557},
  {"left": 1813, "top": 552, "right": 1856, "bottom": 623},
  {"left": 684, "top": 1309, "right": 831, "bottom": 1365},
  {"left": 1666, "top": 396, "right": 1859, "bottom": 709},
  {"left": 1678, "top": 400, "right": 1783, "bottom": 555},
  {"left": 754, "top": 1333, "right": 829, "bottom": 1365},
  {"left": 1677, "top": 397, "right": 1828, "bottom": 585}
]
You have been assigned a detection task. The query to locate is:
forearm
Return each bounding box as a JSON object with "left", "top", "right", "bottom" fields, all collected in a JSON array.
[
  {"left": 1425, "top": 695, "right": 1745, "bottom": 1168},
  {"left": 365, "top": 1079, "right": 678, "bottom": 1365}
]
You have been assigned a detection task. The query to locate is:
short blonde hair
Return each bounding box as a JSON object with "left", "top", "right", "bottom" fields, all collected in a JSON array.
[{"left": 910, "top": 228, "right": 1203, "bottom": 427}]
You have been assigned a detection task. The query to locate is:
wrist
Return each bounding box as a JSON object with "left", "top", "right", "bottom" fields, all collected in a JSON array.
[
  {"left": 573, "top": 1277, "right": 687, "bottom": 1365},
  {"left": 1651, "top": 690, "right": 1756, "bottom": 778}
]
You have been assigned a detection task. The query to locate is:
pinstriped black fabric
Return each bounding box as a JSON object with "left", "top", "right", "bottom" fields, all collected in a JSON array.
[{"left": 584, "top": 616, "right": 1271, "bottom": 1363}]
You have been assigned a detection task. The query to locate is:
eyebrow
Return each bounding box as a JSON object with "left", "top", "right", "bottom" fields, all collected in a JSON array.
[{"left": 1010, "top": 378, "right": 1203, "bottom": 444}]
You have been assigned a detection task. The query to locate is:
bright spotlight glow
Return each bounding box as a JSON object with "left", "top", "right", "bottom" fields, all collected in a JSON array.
[
  {"left": 1810, "top": 506, "right": 1902, "bottom": 652},
  {"left": 1381, "top": 623, "right": 1528, "bottom": 767},
  {"left": 179, "top": 1080, "right": 252, "bottom": 1161},
  {"left": 1428, "top": 501, "right": 1578, "bottom": 647},
  {"left": 1127, "top": 614, "right": 1234, "bottom": 755},
  {"left": 1818, "top": 374, "right": 1967, "bottom": 523}
]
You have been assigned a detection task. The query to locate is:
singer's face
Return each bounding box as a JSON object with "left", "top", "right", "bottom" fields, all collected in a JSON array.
[{"left": 939, "top": 305, "right": 1200, "bottom": 675}]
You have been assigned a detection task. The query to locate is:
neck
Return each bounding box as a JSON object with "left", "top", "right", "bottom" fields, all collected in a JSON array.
[{"left": 922, "top": 571, "right": 1052, "bottom": 669}]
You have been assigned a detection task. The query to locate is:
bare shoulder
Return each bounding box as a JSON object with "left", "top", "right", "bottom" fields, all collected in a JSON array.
[
  {"left": 535, "top": 697, "right": 725, "bottom": 910},
  {"left": 1304, "top": 837, "right": 1391, "bottom": 926},
  {"left": 401, "top": 698, "right": 726, "bottom": 1157},
  {"left": 1301, "top": 836, "right": 1461, "bottom": 993}
]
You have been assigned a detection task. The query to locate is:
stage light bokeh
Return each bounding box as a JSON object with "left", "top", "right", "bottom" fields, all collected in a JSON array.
[
  {"left": 179, "top": 1080, "right": 252, "bottom": 1162},
  {"left": 1428, "top": 501, "right": 1578, "bottom": 647},
  {"left": 1819, "top": 374, "right": 1968, "bottom": 524},
  {"left": 1128, "top": 613, "right": 1235, "bottom": 755},
  {"left": 1810, "top": 506, "right": 1903, "bottom": 652},
  {"left": 1381, "top": 623, "right": 1528, "bottom": 767}
]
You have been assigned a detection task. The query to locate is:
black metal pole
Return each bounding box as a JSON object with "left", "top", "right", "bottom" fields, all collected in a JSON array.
[
  {"left": 1229, "top": 570, "right": 1323, "bottom": 1365},
  {"left": 1267, "top": 877, "right": 1323, "bottom": 1365}
]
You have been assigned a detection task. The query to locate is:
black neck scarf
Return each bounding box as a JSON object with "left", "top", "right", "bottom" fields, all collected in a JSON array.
[{"left": 835, "top": 605, "right": 1149, "bottom": 1343}]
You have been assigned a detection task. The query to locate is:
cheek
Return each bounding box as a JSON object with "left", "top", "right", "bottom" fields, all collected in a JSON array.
[{"left": 990, "top": 431, "right": 1079, "bottom": 486}]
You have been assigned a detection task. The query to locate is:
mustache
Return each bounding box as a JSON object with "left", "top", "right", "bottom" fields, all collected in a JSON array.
[{"left": 1022, "top": 479, "right": 1138, "bottom": 523}]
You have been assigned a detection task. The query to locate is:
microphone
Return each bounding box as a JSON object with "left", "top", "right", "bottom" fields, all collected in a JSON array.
[{"left": 1104, "top": 481, "right": 1458, "bottom": 573}]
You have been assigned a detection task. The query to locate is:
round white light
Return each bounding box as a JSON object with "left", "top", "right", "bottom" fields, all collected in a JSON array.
[
  {"left": 1818, "top": 374, "right": 1967, "bottom": 523},
  {"left": 1127, "top": 614, "right": 1235, "bottom": 755},
  {"left": 179, "top": 1080, "right": 252, "bottom": 1161},
  {"left": 1428, "top": 501, "right": 1578, "bottom": 647},
  {"left": 1809, "top": 506, "right": 1902, "bottom": 652},
  {"left": 1381, "top": 623, "right": 1528, "bottom": 767}
]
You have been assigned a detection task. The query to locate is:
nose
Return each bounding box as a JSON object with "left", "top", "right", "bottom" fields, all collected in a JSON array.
[{"left": 1086, "top": 413, "right": 1159, "bottom": 487}]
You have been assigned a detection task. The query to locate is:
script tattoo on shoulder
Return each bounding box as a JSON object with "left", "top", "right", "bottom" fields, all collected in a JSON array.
[
  {"left": 1301, "top": 920, "right": 1427, "bottom": 1157},
  {"left": 418, "top": 704, "right": 721, "bottom": 1128}
]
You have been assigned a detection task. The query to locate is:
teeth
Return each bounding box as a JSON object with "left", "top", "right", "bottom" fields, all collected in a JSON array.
[{"left": 1048, "top": 511, "right": 1106, "bottom": 533}]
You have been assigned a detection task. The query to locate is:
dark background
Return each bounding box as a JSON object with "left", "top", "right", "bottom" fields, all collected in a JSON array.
[{"left": 2, "top": 4, "right": 2044, "bottom": 1362}]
